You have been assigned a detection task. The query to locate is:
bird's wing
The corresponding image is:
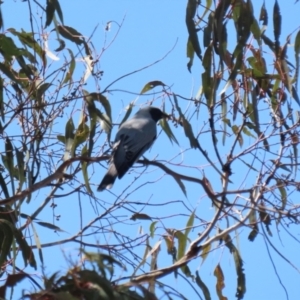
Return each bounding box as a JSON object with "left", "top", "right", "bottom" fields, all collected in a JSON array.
[{"left": 112, "top": 118, "right": 156, "bottom": 178}]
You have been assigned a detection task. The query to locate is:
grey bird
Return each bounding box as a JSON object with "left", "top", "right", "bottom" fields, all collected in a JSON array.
[{"left": 98, "top": 106, "right": 169, "bottom": 191}]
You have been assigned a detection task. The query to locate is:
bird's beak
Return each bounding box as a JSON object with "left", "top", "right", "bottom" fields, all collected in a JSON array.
[{"left": 162, "top": 112, "right": 171, "bottom": 119}]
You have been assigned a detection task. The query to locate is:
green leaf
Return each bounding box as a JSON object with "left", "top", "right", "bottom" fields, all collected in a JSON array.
[
  {"left": 231, "top": 125, "right": 243, "bottom": 147},
  {"left": 187, "top": 37, "right": 194, "bottom": 72},
  {"left": 53, "top": 0, "right": 64, "bottom": 24},
  {"left": 119, "top": 103, "right": 134, "bottom": 127},
  {"left": 222, "top": 99, "right": 227, "bottom": 145},
  {"left": 86, "top": 92, "right": 112, "bottom": 121},
  {"left": 186, "top": 0, "right": 201, "bottom": 61},
  {"left": 218, "top": 19, "right": 228, "bottom": 60},
  {"left": 83, "top": 94, "right": 97, "bottom": 154},
  {"left": 248, "top": 209, "right": 258, "bottom": 241},
  {"left": 242, "top": 127, "right": 255, "bottom": 138},
  {"left": 202, "top": 46, "right": 213, "bottom": 105},
  {"left": 0, "top": 62, "right": 20, "bottom": 83},
  {"left": 98, "top": 112, "right": 112, "bottom": 135},
  {"left": 16, "top": 56, "right": 34, "bottom": 80},
  {"left": 81, "top": 145, "right": 93, "bottom": 195},
  {"left": 58, "top": 25, "right": 91, "bottom": 56},
  {"left": 295, "top": 30, "right": 300, "bottom": 56},
  {"left": 20, "top": 213, "right": 38, "bottom": 220},
  {"left": 58, "top": 25, "right": 84, "bottom": 45},
  {"left": 5, "top": 219, "right": 37, "bottom": 269},
  {"left": 72, "top": 122, "right": 89, "bottom": 156},
  {"left": 57, "top": 135, "right": 65, "bottom": 144},
  {"left": 0, "top": 220, "right": 14, "bottom": 269},
  {"left": 181, "top": 264, "right": 192, "bottom": 278},
  {"left": 45, "top": 0, "right": 55, "bottom": 27},
  {"left": 0, "top": 34, "right": 23, "bottom": 60},
  {"left": 44, "top": 272, "right": 60, "bottom": 290},
  {"left": 280, "top": 59, "right": 292, "bottom": 94},
  {"left": 5, "top": 137, "right": 14, "bottom": 176},
  {"left": 259, "top": 1, "right": 268, "bottom": 27},
  {"left": 2, "top": 155, "right": 9, "bottom": 174},
  {"left": 63, "top": 49, "right": 75, "bottom": 84},
  {"left": 30, "top": 222, "right": 43, "bottom": 264},
  {"left": 186, "top": 0, "right": 197, "bottom": 20},
  {"left": 214, "top": 264, "right": 227, "bottom": 300},
  {"left": 163, "top": 235, "right": 175, "bottom": 256},
  {"left": 0, "top": 172, "right": 9, "bottom": 199},
  {"left": 130, "top": 213, "right": 152, "bottom": 221},
  {"left": 149, "top": 221, "right": 157, "bottom": 238},
  {"left": 8, "top": 29, "right": 46, "bottom": 67},
  {"left": 172, "top": 174, "right": 187, "bottom": 197},
  {"left": 83, "top": 90, "right": 112, "bottom": 143},
  {"left": 261, "top": 34, "right": 275, "bottom": 53},
  {"left": 178, "top": 211, "right": 195, "bottom": 272},
  {"left": 140, "top": 81, "right": 166, "bottom": 94},
  {"left": 221, "top": 48, "right": 243, "bottom": 94},
  {"left": 36, "top": 221, "right": 64, "bottom": 232},
  {"left": 185, "top": 210, "right": 195, "bottom": 239},
  {"left": 200, "top": 238, "right": 211, "bottom": 264},
  {"left": 33, "top": 82, "right": 52, "bottom": 108},
  {"left": 250, "top": 18, "right": 261, "bottom": 44},
  {"left": 174, "top": 230, "right": 185, "bottom": 259},
  {"left": 238, "top": 158, "right": 258, "bottom": 172},
  {"left": 222, "top": 234, "right": 246, "bottom": 299},
  {"left": 295, "top": 30, "right": 300, "bottom": 90},
  {"left": 83, "top": 251, "right": 124, "bottom": 275},
  {"left": 270, "top": 160, "right": 290, "bottom": 172},
  {"left": 36, "top": 82, "right": 52, "bottom": 96},
  {"left": 200, "top": 0, "right": 212, "bottom": 21},
  {"left": 0, "top": 77, "right": 3, "bottom": 122},
  {"left": 173, "top": 94, "right": 198, "bottom": 148},
  {"left": 232, "top": 246, "right": 246, "bottom": 299},
  {"left": 259, "top": 202, "right": 272, "bottom": 237},
  {"left": 96, "top": 95, "right": 112, "bottom": 122},
  {"left": 81, "top": 144, "right": 92, "bottom": 194},
  {"left": 203, "top": 12, "right": 214, "bottom": 48},
  {"left": 276, "top": 179, "right": 287, "bottom": 212},
  {"left": 64, "top": 118, "right": 75, "bottom": 160},
  {"left": 65, "top": 118, "right": 75, "bottom": 140},
  {"left": 202, "top": 44, "right": 212, "bottom": 73},
  {"left": 160, "top": 117, "right": 179, "bottom": 145},
  {"left": 196, "top": 271, "right": 211, "bottom": 300},
  {"left": 203, "top": 25, "right": 211, "bottom": 49},
  {"left": 273, "top": 0, "right": 281, "bottom": 44},
  {"left": 0, "top": 5, "right": 3, "bottom": 30},
  {"left": 223, "top": 118, "right": 231, "bottom": 127},
  {"left": 54, "top": 38, "right": 65, "bottom": 52},
  {"left": 292, "top": 139, "right": 298, "bottom": 171},
  {"left": 0, "top": 207, "right": 16, "bottom": 224},
  {"left": 245, "top": 121, "right": 257, "bottom": 133},
  {"left": 182, "top": 118, "right": 199, "bottom": 148},
  {"left": 15, "top": 147, "right": 25, "bottom": 187},
  {"left": 291, "top": 85, "right": 300, "bottom": 106}
]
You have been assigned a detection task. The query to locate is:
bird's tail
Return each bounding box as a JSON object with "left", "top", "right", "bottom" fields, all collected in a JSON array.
[{"left": 97, "top": 164, "right": 118, "bottom": 191}]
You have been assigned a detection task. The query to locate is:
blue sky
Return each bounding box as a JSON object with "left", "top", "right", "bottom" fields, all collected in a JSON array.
[{"left": 1, "top": 1, "right": 300, "bottom": 299}]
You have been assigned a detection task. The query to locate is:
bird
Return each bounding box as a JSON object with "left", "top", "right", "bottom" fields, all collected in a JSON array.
[{"left": 97, "top": 106, "right": 169, "bottom": 191}]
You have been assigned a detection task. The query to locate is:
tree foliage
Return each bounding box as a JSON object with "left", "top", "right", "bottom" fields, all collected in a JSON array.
[{"left": 0, "top": 0, "right": 300, "bottom": 299}]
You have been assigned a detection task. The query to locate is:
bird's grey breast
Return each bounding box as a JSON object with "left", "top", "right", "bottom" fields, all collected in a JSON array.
[
  {"left": 111, "top": 116, "right": 157, "bottom": 178},
  {"left": 115, "top": 116, "right": 157, "bottom": 145}
]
